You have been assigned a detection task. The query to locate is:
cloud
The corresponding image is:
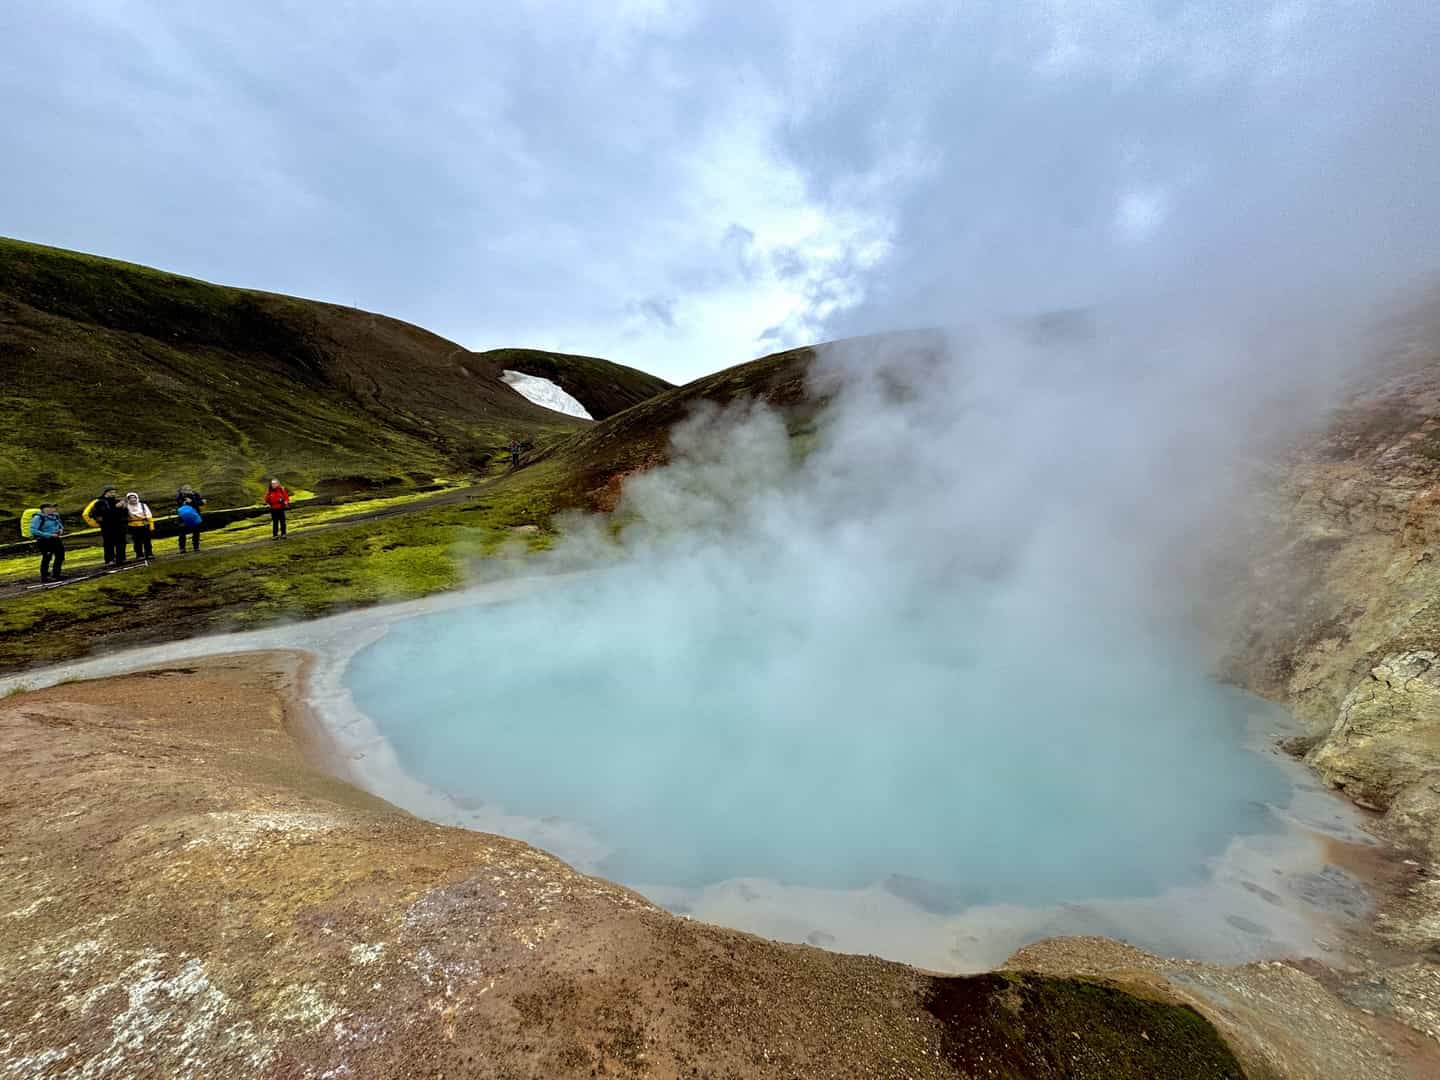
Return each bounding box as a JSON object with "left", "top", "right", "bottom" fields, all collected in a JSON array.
[
  {"left": 627, "top": 296, "right": 679, "bottom": 331},
  {"left": 1114, "top": 186, "right": 1170, "bottom": 242},
  {"left": 2, "top": 2, "right": 1437, "bottom": 382},
  {"left": 804, "top": 1, "right": 1440, "bottom": 334}
]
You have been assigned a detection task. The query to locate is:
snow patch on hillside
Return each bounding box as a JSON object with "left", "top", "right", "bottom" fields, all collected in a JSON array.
[{"left": 501, "top": 370, "right": 593, "bottom": 420}]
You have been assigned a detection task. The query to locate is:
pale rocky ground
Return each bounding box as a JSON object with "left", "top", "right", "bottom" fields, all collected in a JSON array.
[
  {"left": 1224, "top": 300, "right": 1440, "bottom": 965},
  {"left": 2, "top": 654, "right": 1260, "bottom": 1079},
  {"left": 0, "top": 654, "right": 1436, "bottom": 1077},
  {"left": 1193, "top": 297, "right": 1440, "bottom": 1073},
  {"left": 1308, "top": 651, "right": 1440, "bottom": 815}
]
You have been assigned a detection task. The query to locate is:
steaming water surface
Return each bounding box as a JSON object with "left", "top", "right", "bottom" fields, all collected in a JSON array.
[{"left": 346, "top": 576, "right": 1293, "bottom": 916}]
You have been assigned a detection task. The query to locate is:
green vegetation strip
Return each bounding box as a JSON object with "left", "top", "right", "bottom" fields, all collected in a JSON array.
[
  {"left": 0, "top": 466, "right": 575, "bottom": 673},
  {"left": 0, "top": 485, "right": 466, "bottom": 584},
  {"left": 0, "top": 324, "right": 814, "bottom": 675}
]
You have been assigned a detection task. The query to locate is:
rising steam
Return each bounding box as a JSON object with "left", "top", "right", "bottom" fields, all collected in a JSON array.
[{"left": 347, "top": 297, "right": 1369, "bottom": 965}]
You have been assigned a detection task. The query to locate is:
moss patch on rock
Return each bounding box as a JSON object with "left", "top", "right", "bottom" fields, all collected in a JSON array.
[{"left": 924, "top": 972, "right": 1244, "bottom": 1079}]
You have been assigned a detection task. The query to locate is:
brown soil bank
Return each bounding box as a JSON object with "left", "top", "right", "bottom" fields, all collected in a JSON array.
[{"left": 1, "top": 653, "right": 1420, "bottom": 1080}]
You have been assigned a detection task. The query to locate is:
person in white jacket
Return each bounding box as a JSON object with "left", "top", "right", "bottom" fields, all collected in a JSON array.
[{"left": 124, "top": 492, "right": 155, "bottom": 560}]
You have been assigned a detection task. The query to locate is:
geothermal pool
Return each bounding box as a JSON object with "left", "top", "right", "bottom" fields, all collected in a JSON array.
[
  {"left": 0, "top": 571, "right": 1367, "bottom": 971},
  {"left": 339, "top": 574, "right": 1361, "bottom": 968}
]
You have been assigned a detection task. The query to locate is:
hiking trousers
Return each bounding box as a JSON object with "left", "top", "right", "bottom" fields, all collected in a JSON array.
[
  {"left": 102, "top": 528, "right": 128, "bottom": 565},
  {"left": 178, "top": 527, "right": 201, "bottom": 552},
  {"left": 271, "top": 509, "right": 287, "bottom": 537},
  {"left": 37, "top": 537, "right": 64, "bottom": 579},
  {"left": 130, "top": 527, "right": 154, "bottom": 560}
]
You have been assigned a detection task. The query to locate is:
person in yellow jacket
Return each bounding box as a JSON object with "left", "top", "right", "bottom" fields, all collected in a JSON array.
[
  {"left": 82, "top": 487, "right": 130, "bottom": 565},
  {"left": 124, "top": 491, "right": 155, "bottom": 560}
]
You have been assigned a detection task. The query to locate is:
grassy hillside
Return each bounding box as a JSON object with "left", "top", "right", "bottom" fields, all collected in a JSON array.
[
  {"left": 0, "top": 337, "right": 828, "bottom": 672},
  {"left": 533, "top": 328, "right": 947, "bottom": 509},
  {"left": 1, "top": 239, "right": 939, "bottom": 672},
  {"left": 0, "top": 237, "right": 670, "bottom": 522},
  {"left": 533, "top": 344, "right": 820, "bottom": 510}
]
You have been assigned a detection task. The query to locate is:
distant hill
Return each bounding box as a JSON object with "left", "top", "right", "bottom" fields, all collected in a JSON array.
[
  {"left": 541, "top": 344, "right": 818, "bottom": 508},
  {"left": 526, "top": 330, "right": 950, "bottom": 513},
  {"left": 0, "top": 238, "right": 671, "bottom": 519}
]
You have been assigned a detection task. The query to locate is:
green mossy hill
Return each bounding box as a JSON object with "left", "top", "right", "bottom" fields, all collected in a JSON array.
[
  {"left": 1, "top": 276, "right": 941, "bottom": 674},
  {"left": 0, "top": 237, "right": 668, "bottom": 518},
  {"left": 0, "top": 342, "right": 818, "bottom": 671},
  {"left": 0, "top": 334, "right": 822, "bottom": 673},
  {"left": 0, "top": 329, "right": 950, "bottom": 672},
  {"left": 0, "top": 464, "right": 573, "bottom": 673}
]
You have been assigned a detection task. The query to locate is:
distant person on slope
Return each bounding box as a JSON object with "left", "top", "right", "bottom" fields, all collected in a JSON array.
[
  {"left": 29, "top": 503, "right": 66, "bottom": 582},
  {"left": 265, "top": 478, "right": 290, "bottom": 538},
  {"left": 175, "top": 484, "right": 206, "bottom": 553},
  {"left": 124, "top": 492, "right": 155, "bottom": 560},
  {"left": 509, "top": 438, "right": 522, "bottom": 470},
  {"left": 82, "top": 487, "right": 130, "bottom": 565}
]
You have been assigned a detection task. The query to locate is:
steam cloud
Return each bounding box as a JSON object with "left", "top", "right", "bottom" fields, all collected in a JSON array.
[
  {"left": 342, "top": 1, "right": 1438, "bottom": 965},
  {"left": 349, "top": 295, "right": 1373, "bottom": 967}
]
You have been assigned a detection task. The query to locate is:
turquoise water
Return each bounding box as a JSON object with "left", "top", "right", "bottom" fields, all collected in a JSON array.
[{"left": 346, "top": 578, "right": 1289, "bottom": 910}]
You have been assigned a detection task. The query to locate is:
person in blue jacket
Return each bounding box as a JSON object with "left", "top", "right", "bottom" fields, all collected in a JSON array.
[
  {"left": 29, "top": 503, "right": 65, "bottom": 582},
  {"left": 175, "top": 485, "right": 206, "bottom": 552}
]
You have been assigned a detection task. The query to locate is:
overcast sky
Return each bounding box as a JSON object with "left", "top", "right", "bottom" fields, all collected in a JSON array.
[{"left": 3, "top": 1, "right": 1437, "bottom": 383}]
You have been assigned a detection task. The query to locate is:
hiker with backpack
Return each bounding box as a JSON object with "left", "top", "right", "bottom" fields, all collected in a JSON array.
[
  {"left": 264, "top": 478, "right": 290, "bottom": 538},
  {"left": 82, "top": 487, "right": 130, "bottom": 565},
  {"left": 27, "top": 504, "right": 65, "bottom": 582},
  {"left": 124, "top": 492, "right": 155, "bottom": 560},
  {"left": 175, "top": 485, "right": 206, "bottom": 552}
]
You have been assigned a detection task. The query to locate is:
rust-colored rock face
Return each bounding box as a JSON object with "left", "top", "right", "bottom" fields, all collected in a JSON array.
[{"left": 1217, "top": 299, "right": 1440, "bottom": 978}]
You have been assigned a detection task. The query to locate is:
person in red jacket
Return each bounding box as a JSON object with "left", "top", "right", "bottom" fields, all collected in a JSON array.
[{"left": 264, "top": 478, "right": 291, "bottom": 539}]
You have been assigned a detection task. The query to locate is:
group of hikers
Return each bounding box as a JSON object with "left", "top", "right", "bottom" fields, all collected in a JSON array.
[{"left": 23, "top": 478, "right": 293, "bottom": 584}]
